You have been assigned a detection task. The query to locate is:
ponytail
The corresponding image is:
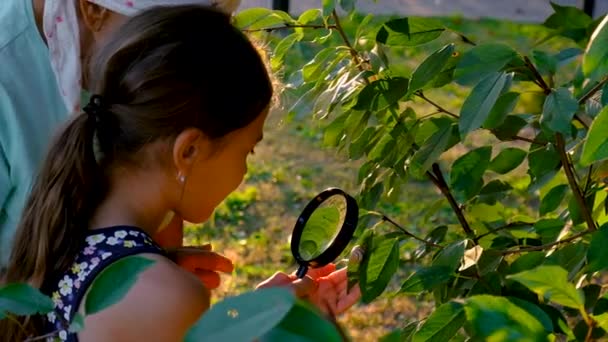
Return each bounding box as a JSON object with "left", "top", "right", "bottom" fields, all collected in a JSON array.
[{"left": 1, "top": 112, "right": 108, "bottom": 340}]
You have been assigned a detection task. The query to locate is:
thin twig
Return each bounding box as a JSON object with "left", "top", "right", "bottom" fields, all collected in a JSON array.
[
  {"left": 429, "top": 164, "right": 475, "bottom": 239},
  {"left": 446, "top": 29, "right": 477, "bottom": 46},
  {"left": 417, "top": 110, "right": 443, "bottom": 121},
  {"left": 475, "top": 222, "right": 532, "bottom": 241},
  {"left": 415, "top": 91, "right": 459, "bottom": 118},
  {"left": 506, "top": 134, "right": 547, "bottom": 146},
  {"left": 501, "top": 230, "right": 591, "bottom": 255},
  {"left": 584, "top": 165, "right": 594, "bottom": 197},
  {"left": 243, "top": 24, "right": 337, "bottom": 33},
  {"left": 331, "top": 9, "right": 369, "bottom": 84},
  {"left": 523, "top": 56, "right": 551, "bottom": 95},
  {"left": 382, "top": 215, "right": 444, "bottom": 248},
  {"left": 578, "top": 76, "right": 608, "bottom": 105},
  {"left": 24, "top": 330, "right": 60, "bottom": 342},
  {"left": 556, "top": 133, "right": 597, "bottom": 231}
]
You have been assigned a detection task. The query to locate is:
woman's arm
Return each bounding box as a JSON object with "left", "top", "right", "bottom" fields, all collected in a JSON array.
[{"left": 79, "top": 253, "right": 209, "bottom": 342}]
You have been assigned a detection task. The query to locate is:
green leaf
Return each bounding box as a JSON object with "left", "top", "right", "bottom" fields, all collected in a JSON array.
[
  {"left": 322, "top": 0, "right": 336, "bottom": 16},
  {"left": 376, "top": 18, "right": 445, "bottom": 47},
  {"left": 260, "top": 300, "right": 342, "bottom": 342},
  {"left": 338, "top": 0, "right": 356, "bottom": 12},
  {"left": 323, "top": 113, "right": 347, "bottom": 147},
  {"left": 593, "top": 312, "right": 608, "bottom": 332},
  {"left": 534, "top": 219, "right": 565, "bottom": 244},
  {"left": 361, "top": 237, "right": 400, "bottom": 303},
  {"left": 478, "top": 180, "right": 513, "bottom": 205},
  {"left": 0, "top": 283, "right": 54, "bottom": 317},
  {"left": 352, "top": 77, "right": 409, "bottom": 112},
  {"left": 412, "top": 302, "right": 465, "bottom": 342},
  {"left": 369, "top": 133, "right": 396, "bottom": 163},
  {"left": 85, "top": 256, "right": 155, "bottom": 315},
  {"left": 540, "top": 87, "right": 578, "bottom": 135},
  {"left": 544, "top": 241, "right": 587, "bottom": 277},
  {"left": 532, "top": 50, "right": 557, "bottom": 75},
  {"left": 454, "top": 44, "right": 517, "bottom": 85},
  {"left": 399, "top": 266, "right": 453, "bottom": 294},
  {"left": 186, "top": 288, "right": 295, "bottom": 342},
  {"left": 69, "top": 313, "right": 85, "bottom": 333},
  {"left": 508, "top": 297, "right": 553, "bottom": 333},
  {"left": 528, "top": 145, "right": 561, "bottom": 185},
  {"left": 271, "top": 32, "right": 304, "bottom": 71},
  {"left": 464, "top": 295, "right": 549, "bottom": 341},
  {"left": 433, "top": 240, "right": 466, "bottom": 271},
  {"left": 508, "top": 265, "right": 585, "bottom": 309},
  {"left": 489, "top": 147, "right": 527, "bottom": 174},
  {"left": 349, "top": 126, "right": 377, "bottom": 160},
  {"left": 409, "top": 44, "right": 455, "bottom": 93},
  {"left": 298, "top": 9, "right": 322, "bottom": 25},
  {"left": 491, "top": 115, "right": 528, "bottom": 141},
  {"left": 581, "top": 106, "right": 608, "bottom": 165},
  {"left": 544, "top": 2, "right": 591, "bottom": 30},
  {"left": 459, "top": 72, "right": 509, "bottom": 138},
  {"left": 234, "top": 8, "right": 291, "bottom": 30},
  {"left": 539, "top": 184, "right": 568, "bottom": 215},
  {"left": 509, "top": 252, "right": 545, "bottom": 274},
  {"left": 409, "top": 119, "right": 454, "bottom": 177},
  {"left": 587, "top": 223, "right": 608, "bottom": 273},
  {"left": 299, "top": 207, "right": 342, "bottom": 260},
  {"left": 584, "top": 14, "right": 608, "bottom": 80},
  {"left": 450, "top": 147, "right": 492, "bottom": 200},
  {"left": 484, "top": 92, "right": 520, "bottom": 129}
]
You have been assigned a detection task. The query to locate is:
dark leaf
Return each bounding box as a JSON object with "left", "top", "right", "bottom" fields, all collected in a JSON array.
[
  {"left": 376, "top": 18, "right": 445, "bottom": 47},
  {"left": 433, "top": 240, "right": 466, "bottom": 272},
  {"left": 409, "top": 44, "right": 455, "bottom": 93},
  {"left": 399, "top": 266, "right": 453, "bottom": 294},
  {"left": 583, "top": 13, "right": 608, "bottom": 80},
  {"left": 483, "top": 92, "right": 520, "bottom": 129},
  {"left": 587, "top": 223, "right": 608, "bottom": 273},
  {"left": 450, "top": 147, "right": 492, "bottom": 200},
  {"left": 0, "top": 283, "right": 54, "bottom": 317},
  {"left": 454, "top": 44, "right": 517, "bottom": 85},
  {"left": 412, "top": 302, "right": 465, "bottom": 342},
  {"left": 539, "top": 184, "right": 569, "bottom": 215},
  {"left": 459, "top": 73, "right": 509, "bottom": 138},
  {"left": 488, "top": 147, "right": 527, "bottom": 174},
  {"left": 581, "top": 106, "right": 608, "bottom": 166},
  {"left": 540, "top": 87, "right": 578, "bottom": 135},
  {"left": 360, "top": 236, "right": 400, "bottom": 303}
]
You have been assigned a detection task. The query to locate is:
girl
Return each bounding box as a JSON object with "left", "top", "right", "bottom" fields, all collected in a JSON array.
[
  {"left": 2, "top": 5, "right": 360, "bottom": 341},
  {"left": 0, "top": 0, "right": 239, "bottom": 287}
]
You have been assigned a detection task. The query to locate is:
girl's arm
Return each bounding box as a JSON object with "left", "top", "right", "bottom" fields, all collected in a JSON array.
[{"left": 79, "top": 253, "right": 209, "bottom": 342}]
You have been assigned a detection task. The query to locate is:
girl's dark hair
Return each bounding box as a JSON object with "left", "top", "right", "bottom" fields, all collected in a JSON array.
[{"left": 1, "top": 5, "right": 272, "bottom": 340}]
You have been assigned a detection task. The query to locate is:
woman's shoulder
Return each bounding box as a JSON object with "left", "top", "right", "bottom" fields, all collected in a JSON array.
[{"left": 78, "top": 253, "right": 209, "bottom": 341}]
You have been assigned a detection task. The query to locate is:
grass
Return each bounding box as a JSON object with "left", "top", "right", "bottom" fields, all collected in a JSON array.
[{"left": 185, "top": 13, "right": 579, "bottom": 341}]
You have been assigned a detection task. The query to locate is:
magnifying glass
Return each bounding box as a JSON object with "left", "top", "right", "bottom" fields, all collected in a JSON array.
[{"left": 290, "top": 188, "right": 359, "bottom": 279}]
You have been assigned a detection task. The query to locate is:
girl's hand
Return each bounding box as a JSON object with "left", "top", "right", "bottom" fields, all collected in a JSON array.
[
  {"left": 256, "top": 264, "right": 361, "bottom": 315},
  {"left": 155, "top": 213, "right": 234, "bottom": 289}
]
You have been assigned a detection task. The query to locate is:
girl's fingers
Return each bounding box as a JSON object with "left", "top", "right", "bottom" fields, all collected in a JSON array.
[
  {"left": 256, "top": 272, "right": 297, "bottom": 289},
  {"left": 194, "top": 270, "right": 222, "bottom": 289},
  {"left": 336, "top": 283, "right": 361, "bottom": 314},
  {"left": 305, "top": 263, "right": 337, "bottom": 279}
]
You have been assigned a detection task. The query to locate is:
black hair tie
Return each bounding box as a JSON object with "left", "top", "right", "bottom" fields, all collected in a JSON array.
[{"left": 83, "top": 95, "right": 106, "bottom": 123}]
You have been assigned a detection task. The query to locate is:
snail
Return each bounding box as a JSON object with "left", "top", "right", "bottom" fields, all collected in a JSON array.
[{"left": 348, "top": 245, "right": 365, "bottom": 265}]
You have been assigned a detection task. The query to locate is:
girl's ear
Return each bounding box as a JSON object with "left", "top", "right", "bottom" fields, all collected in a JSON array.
[
  {"left": 77, "top": 0, "right": 110, "bottom": 32},
  {"left": 172, "top": 128, "right": 211, "bottom": 178}
]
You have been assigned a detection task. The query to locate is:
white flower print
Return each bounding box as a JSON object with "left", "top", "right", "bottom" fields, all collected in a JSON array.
[
  {"left": 59, "top": 330, "right": 67, "bottom": 340},
  {"left": 101, "top": 252, "right": 112, "bottom": 260},
  {"left": 63, "top": 305, "right": 72, "bottom": 321},
  {"left": 90, "top": 257, "right": 100, "bottom": 269},
  {"left": 115, "top": 230, "right": 128, "bottom": 239},
  {"left": 59, "top": 276, "right": 73, "bottom": 296},
  {"left": 107, "top": 237, "right": 120, "bottom": 246},
  {"left": 129, "top": 230, "right": 139, "bottom": 237},
  {"left": 123, "top": 240, "right": 136, "bottom": 248},
  {"left": 86, "top": 234, "right": 105, "bottom": 246},
  {"left": 52, "top": 291, "right": 62, "bottom": 306},
  {"left": 83, "top": 246, "right": 96, "bottom": 255},
  {"left": 47, "top": 311, "right": 56, "bottom": 323}
]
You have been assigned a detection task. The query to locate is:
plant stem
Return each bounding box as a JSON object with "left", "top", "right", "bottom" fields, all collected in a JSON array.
[
  {"left": 243, "top": 24, "right": 337, "bottom": 33},
  {"left": 415, "top": 91, "right": 459, "bottom": 118},
  {"left": 381, "top": 214, "right": 444, "bottom": 248},
  {"left": 578, "top": 76, "right": 608, "bottom": 105},
  {"left": 446, "top": 29, "right": 477, "bottom": 46},
  {"left": 475, "top": 222, "right": 532, "bottom": 241},
  {"left": 331, "top": 9, "right": 368, "bottom": 80},
  {"left": 24, "top": 331, "right": 60, "bottom": 342},
  {"left": 501, "top": 230, "right": 591, "bottom": 255},
  {"left": 556, "top": 133, "right": 597, "bottom": 231},
  {"left": 428, "top": 163, "right": 475, "bottom": 239},
  {"left": 503, "top": 134, "right": 547, "bottom": 146},
  {"left": 585, "top": 165, "right": 594, "bottom": 197},
  {"left": 524, "top": 56, "right": 551, "bottom": 95}
]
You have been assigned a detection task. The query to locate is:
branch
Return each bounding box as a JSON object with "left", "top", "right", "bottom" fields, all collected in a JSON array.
[
  {"left": 501, "top": 230, "right": 591, "bottom": 255},
  {"left": 556, "top": 133, "right": 597, "bottom": 231},
  {"left": 415, "top": 91, "right": 459, "bottom": 118},
  {"left": 584, "top": 165, "right": 594, "bottom": 197},
  {"left": 243, "top": 24, "right": 336, "bottom": 33},
  {"left": 427, "top": 163, "right": 475, "bottom": 239},
  {"left": 523, "top": 56, "right": 551, "bottom": 95},
  {"left": 331, "top": 9, "right": 369, "bottom": 82},
  {"left": 475, "top": 221, "right": 532, "bottom": 241},
  {"left": 446, "top": 28, "right": 477, "bottom": 46},
  {"left": 578, "top": 76, "right": 608, "bottom": 105},
  {"left": 504, "top": 134, "right": 547, "bottom": 146},
  {"left": 381, "top": 214, "right": 444, "bottom": 248}
]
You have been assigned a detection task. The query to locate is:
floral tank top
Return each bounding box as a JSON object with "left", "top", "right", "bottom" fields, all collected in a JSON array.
[{"left": 42, "top": 226, "right": 165, "bottom": 342}]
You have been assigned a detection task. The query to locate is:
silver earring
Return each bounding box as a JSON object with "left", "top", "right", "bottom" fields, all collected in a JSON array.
[{"left": 177, "top": 173, "right": 186, "bottom": 184}]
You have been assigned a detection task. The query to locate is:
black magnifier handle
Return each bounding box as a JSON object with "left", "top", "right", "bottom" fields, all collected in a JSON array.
[{"left": 296, "top": 264, "right": 308, "bottom": 279}]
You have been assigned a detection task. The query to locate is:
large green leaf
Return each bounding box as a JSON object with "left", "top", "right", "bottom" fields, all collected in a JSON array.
[
  {"left": 581, "top": 106, "right": 608, "bottom": 166},
  {"left": 454, "top": 44, "right": 517, "bottom": 85},
  {"left": 508, "top": 265, "right": 585, "bottom": 309},
  {"left": 409, "top": 44, "right": 455, "bottom": 93},
  {"left": 534, "top": 219, "right": 565, "bottom": 244},
  {"left": 234, "top": 8, "right": 292, "bottom": 30},
  {"left": 539, "top": 184, "right": 569, "bottom": 215},
  {"left": 464, "top": 295, "right": 549, "bottom": 341},
  {"left": 412, "top": 302, "right": 465, "bottom": 342},
  {"left": 186, "top": 288, "right": 295, "bottom": 342},
  {"left": 544, "top": 241, "right": 587, "bottom": 278},
  {"left": 399, "top": 266, "right": 453, "bottom": 294},
  {"left": 322, "top": 0, "right": 336, "bottom": 16},
  {"left": 271, "top": 32, "right": 304, "bottom": 71},
  {"left": 360, "top": 236, "right": 400, "bottom": 303},
  {"left": 450, "top": 147, "right": 492, "bottom": 200},
  {"left": 459, "top": 73, "right": 509, "bottom": 138},
  {"left": 338, "top": 0, "right": 356, "bottom": 12},
  {"left": 483, "top": 92, "right": 520, "bottom": 129},
  {"left": 488, "top": 147, "right": 527, "bottom": 174},
  {"left": 409, "top": 119, "right": 455, "bottom": 177},
  {"left": 85, "top": 256, "right": 155, "bottom": 315},
  {"left": 544, "top": 2, "right": 592, "bottom": 31},
  {"left": 259, "top": 300, "right": 342, "bottom": 342},
  {"left": 540, "top": 87, "right": 578, "bottom": 135},
  {"left": 299, "top": 206, "right": 342, "bottom": 260},
  {"left": 376, "top": 18, "right": 445, "bottom": 46},
  {"left": 583, "top": 14, "right": 608, "bottom": 80},
  {"left": 586, "top": 223, "right": 608, "bottom": 273},
  {"left": 528, "top": 144, "right": 561, "bottom": 186},
  {"left": 0, "top": 283, "right": 54, "bottom": 317},
  {"left": 491, "top": 115, "right": 528, "bottom": 141}
]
